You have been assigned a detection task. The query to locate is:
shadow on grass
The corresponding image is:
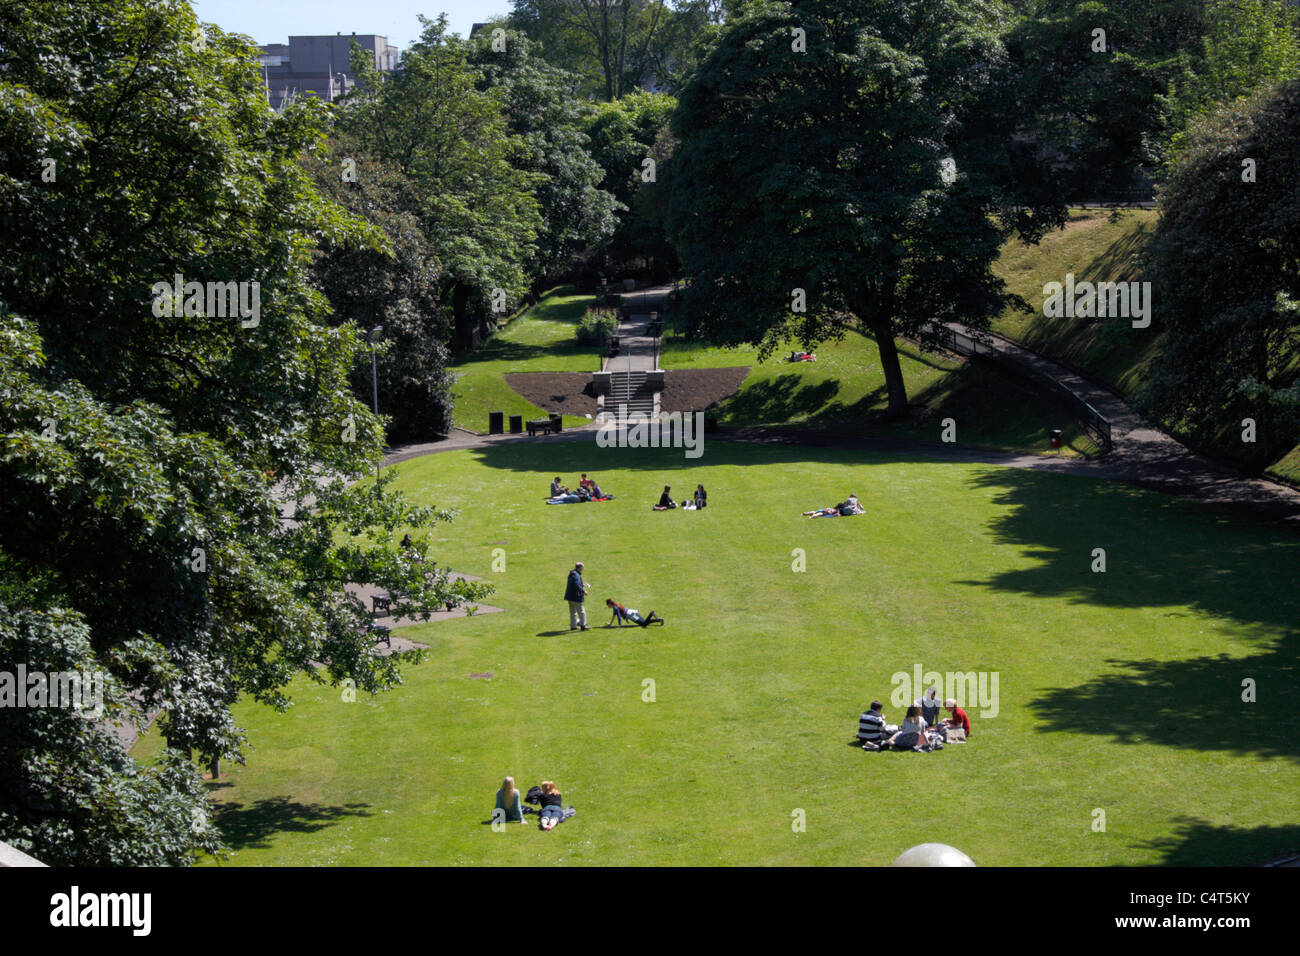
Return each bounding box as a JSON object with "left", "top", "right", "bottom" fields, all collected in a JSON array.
[
  {"left": 211, "top": 796, "right": 373, "bottom": 851},
  {"left": 1136, "top": 816, "right": 1300, "bottom": 866},
  {"left": 954, "top": 467, "right": 1300, "bottom": 760}
]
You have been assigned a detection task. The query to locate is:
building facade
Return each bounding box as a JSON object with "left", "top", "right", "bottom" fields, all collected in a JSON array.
[{"left": 259, "top": 33, "right": 400, "bottom": 109}]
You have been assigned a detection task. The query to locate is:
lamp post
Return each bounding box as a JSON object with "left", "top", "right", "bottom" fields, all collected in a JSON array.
[
  {"left": 368, "top": 325, "right": 383, "bottom": 414},
  {"left": 368, "top": 325, "right": 383, "bottom": 488}
]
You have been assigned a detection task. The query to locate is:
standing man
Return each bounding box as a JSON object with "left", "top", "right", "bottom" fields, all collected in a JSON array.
[{"left": 565, "top": 561, "right": 590, "bottom": 631}]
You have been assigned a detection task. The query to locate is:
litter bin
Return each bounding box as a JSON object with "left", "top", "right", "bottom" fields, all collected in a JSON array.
[
  {"left": 488, "top": 411, "right": 504, "bottom": 434},
  {"left": 549, "top": 412, "right": 563, "bottom": 434},
  {"left": 509, "top": 414, "right": 523, "bottom": 434},
  {"left": 1050, "top": 428, "right": 1063, "bottom": 450}
]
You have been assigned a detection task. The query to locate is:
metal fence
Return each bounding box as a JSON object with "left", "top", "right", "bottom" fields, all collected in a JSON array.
[{"left": 931, "top": 324, "right": 1113, "bottom": 450}]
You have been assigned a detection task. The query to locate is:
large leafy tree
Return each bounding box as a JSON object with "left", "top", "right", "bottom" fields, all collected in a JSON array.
[
  {"left": 1144, "top": 79, "right": 1300, "bottom": 469},
  {"left": 469, "top": 27, "right": 620, "bottom": 284},
  {"left": 342, "top": 16, "right": 542, "bottom": 350},
  {"left": 0, "top": 0, "right": 488, "bottom": 864},
  {"left": 585, "top": 91, "right": 679, "bottom": 271},
  {"left": 509, "top": 0, "right": 676, "bottom": 100},
  {"left": 307, "top": 137, "right": 457, "bottom": 441},
  {"left": 668, "top": 0, "right": 1065, "bottom": 416}
]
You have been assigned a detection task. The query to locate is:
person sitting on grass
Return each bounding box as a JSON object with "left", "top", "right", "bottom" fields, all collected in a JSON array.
[
  {"left": 653, "top": 485, "right": 677, "bottom": 511},
  {"left": 495, "top": 776, "right": 525, "bottom": 825},
  {"left": 605, "top": 598, "right": 665, "bottom": 628},
  {"left": 694, "top": 484, "right": 707, "bottom": 509},
  {"left": 885, "top": 705, "right": 929, "bottom": 751},
  {"left": 941, "top": 698, "right": 971, "bottom": 741},
  {"left": 858, "top": 700, "right": 889, "bottom": 751},
  {"left": 550, "top": 477, "right": 569, "bottom": 497},
  {"left": 579, "top": 473, "right": 593, "bottom": 492},
  {"left": 840, "top": 493, "right": 861, "bottom": 515}
]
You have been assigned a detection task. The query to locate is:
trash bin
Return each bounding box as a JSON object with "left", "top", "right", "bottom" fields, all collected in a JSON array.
[
  {"left": 509, "top": 414, "right": 523, "bottom": 434},
  {"left": 549, "top": 412, "right": 563, "bottom": 434},
  {"left": 1050, "top": 428, "right": 1063, "bottom": 450},
  {"left": 488, "top": 411, "right": 504, "bottom": 434}
]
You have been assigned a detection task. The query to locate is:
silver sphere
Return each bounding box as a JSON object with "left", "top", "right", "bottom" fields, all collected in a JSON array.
[{"left": 891, "top": 843, "right": 976, "bottom": 867}]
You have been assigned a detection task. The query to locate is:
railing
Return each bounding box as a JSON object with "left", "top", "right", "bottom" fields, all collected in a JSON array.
[{"left": 931, "top": 324, "right": 1113, "bottom": 450}]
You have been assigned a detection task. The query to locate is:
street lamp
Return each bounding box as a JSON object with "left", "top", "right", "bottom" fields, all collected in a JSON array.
[{"left": 368, "top": 325, "right": 383, "bottom": 414}]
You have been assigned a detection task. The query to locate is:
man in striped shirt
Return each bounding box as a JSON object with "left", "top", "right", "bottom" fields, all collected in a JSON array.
[{"left": 858, "top": 700, "right": 888, "bottom": 750}]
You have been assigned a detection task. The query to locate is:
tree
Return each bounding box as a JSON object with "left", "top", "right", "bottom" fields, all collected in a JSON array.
[
  {"left": 667, "top": 0, "right": 1065, "bottom": 417},
  {"left": 469, "top": 27, "right": 621, "bottom": 284},
  {"left": 1162, "top": 0, "right": 1300, "bottom": 163},
  {"left": 0, "top": 0, "right": 489, "bottom": 864},
  {"left": 1144, "top": 80, "right": 1300, "bottom": 469},
  {"left": 585, "top": 91, "right": 679, "bottom": 271},
  {"left": 510, "top": 0, "right": 675, "bottom": 100},
  {"left": 307, "top": 137, "right": 458, "bottom": 441},
  {"left": 341, "top": 16, "right": 542, "bottom": 350}
]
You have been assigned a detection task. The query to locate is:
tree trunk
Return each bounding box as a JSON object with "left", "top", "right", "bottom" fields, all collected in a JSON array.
[
  {"left": 864, "top": 306, "right": 909, "bottom": 419},
  {"left": 451, "top": 283, "right": 473, "bottom": 352}
]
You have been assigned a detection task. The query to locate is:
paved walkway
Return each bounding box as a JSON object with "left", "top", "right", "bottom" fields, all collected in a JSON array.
[
  {"left": 603, "top": 283, "right": 676, "bottom": 373},
  {"left": 942, "top": 321, "right": 1300, "bottom": 524}
]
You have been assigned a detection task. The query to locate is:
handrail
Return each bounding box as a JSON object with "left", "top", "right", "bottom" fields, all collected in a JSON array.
[{"left": 930, "top": 324, "right": 1113, "bottom": 449}]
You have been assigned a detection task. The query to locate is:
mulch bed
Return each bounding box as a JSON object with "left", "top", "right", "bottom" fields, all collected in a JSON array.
[
  {"left": 505, "top": 372, "right": 599, "bottom": 417},
  {"left": 506, "top": 367, "right": 751, "bottom": 416},
  {"left": 661, "top": 367, "right": 750, "bottom": 413}
]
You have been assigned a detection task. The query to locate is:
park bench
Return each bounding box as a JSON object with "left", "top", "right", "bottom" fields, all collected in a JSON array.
[
  {"left": 368, "top": 596, "right": 393, "bottom": 647},
  {"left": 527, "top": 418, "right": 556, "bottom": 436}
]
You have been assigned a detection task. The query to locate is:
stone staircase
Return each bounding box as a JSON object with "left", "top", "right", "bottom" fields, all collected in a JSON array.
[{"left": 604, "top": 370, "right": 656, "bottom": 419}]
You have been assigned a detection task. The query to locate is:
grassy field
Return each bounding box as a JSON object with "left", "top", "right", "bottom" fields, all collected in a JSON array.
[
  {"left": 448, "top": 288, "right": 600, "bottom": 432},
  {"left": 455, "top": 290, "right": 1099, "bottom": 455},
  {"left": 135, "top": 441, "right": 1300, "bottom": 866}
]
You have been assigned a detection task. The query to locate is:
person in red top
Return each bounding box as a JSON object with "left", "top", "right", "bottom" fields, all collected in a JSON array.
[{"left": 942, "top": 698, "right": 971, "bottom": 738}]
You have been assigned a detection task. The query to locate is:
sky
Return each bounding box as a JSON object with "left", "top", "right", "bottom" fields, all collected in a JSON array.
[{"left": 190, "top": 0, "right": 512, "bottom": 50}]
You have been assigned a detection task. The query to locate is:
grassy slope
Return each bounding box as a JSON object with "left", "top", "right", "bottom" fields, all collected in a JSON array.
[
  {"left": 991, "top": 208, "right": 1298, "bottom": 482},
  {"left": 136, "top": 442, "right": 1300, "bottom": 866},
  {"left": 448, "top": 290, "right": 600, "bottom": 432},
  {"left": 665, "top": 330, "right": 1098, "bottom": 456}
]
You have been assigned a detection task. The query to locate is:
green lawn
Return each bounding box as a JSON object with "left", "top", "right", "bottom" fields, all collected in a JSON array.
[
  {"left": 449, "top": 288, "right": 600, "bottom": 432},
  {"left": 136, "top": 441, "right": 1300, "bottom": 866}
]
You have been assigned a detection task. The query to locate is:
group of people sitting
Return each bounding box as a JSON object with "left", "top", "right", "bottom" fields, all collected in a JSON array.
[
  {"left": 605, "top": 598, "right": 664, "bottom": 628},
  {"left": 787, "top": 350, "right": 817, "bottom": 362},
  {"left": 494, "top": 776, "right": 576, "bottom": 830},
  {"left": 803, "top": 493, "right": 863, "bottom": 518},
  {"left": 653, "top": 484, "right": 707, "bottom": 511},
  {"left": 857, "top": 690, "right": 971, "bottom": 753},
  {"left": 547, "top": 473, "right": 614, "bottom": 504}
]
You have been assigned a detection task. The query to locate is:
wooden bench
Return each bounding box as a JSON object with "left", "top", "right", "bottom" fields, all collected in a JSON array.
[{"left": 527, "top": 418, "right": 556, "bottom": 436}]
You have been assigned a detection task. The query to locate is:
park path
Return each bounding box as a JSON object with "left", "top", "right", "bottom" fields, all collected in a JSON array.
[{"left": 940, "top": 320, "right": 1300, "bottom": 524}]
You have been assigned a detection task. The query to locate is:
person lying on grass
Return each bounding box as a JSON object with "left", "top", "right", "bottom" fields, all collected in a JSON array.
[
  {"left": 528, "top": 781, "right": 576, "bottom": 831},
  {"left": 605, "top": 598, "right": 665, "bottom": 627},
  {"left": 803, "top": 494, "right": 862, "bottom": 518}
]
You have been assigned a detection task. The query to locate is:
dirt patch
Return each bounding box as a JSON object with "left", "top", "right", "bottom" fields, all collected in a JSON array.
[
  {"left": 507, "top": 367, "right": 750, "bottom": 417},
  {"left": 505, "top": 372, "right": 599, "bottom": 417},
  {"left": 661, "top": 367, "right": 750, "bottom": 413}
]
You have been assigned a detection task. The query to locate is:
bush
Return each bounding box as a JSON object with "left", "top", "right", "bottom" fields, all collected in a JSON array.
[{"left": 576, "top": 309, "right": 618, "bottom": 346}]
